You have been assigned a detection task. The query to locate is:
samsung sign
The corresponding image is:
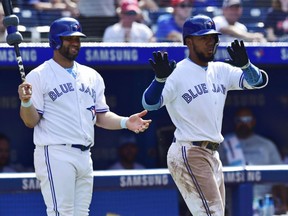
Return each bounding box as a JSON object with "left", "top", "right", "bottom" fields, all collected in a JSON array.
[{"left": 119, "top": 174, "right": 169, "bottom": 187}]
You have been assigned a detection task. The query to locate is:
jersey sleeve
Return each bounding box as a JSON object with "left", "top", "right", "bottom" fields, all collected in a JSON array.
[
  {"left": 95, "top": 74, "right": 109, "bottom": 113},
  {"left": 161, "top": 72, "right": 177, "bottom": 106},
  {"left": 25, "top": 69, "right": 44, "bottom": 114},
  {"left": 220, "top": 62, "right": 266, "bottom": 90}
]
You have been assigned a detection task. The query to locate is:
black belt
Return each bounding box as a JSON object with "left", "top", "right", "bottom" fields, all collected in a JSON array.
[
  {"left": 173, "top": 138, "right": 219, "bottom": 151},
  {"left": 62, "top": 144, "right": 91, "bottom": 151}
]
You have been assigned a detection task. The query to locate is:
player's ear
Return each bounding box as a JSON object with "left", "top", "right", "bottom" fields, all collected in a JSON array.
[{"left": 185, "top": 37, "right": 191, "bottom": 46}]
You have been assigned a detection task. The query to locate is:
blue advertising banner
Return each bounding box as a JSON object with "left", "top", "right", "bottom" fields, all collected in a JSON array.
[{"left": 0, "top": 42, "right": 288, "bottom": 67}]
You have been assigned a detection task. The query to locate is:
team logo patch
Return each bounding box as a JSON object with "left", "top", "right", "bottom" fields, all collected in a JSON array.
[{"left": 87, "top": 105, "right": 96, "bottom": 120}]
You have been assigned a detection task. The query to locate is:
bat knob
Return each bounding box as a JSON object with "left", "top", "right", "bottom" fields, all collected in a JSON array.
[
  {"left": 6, "top": 32, "right": 23, "bottom": 45},
  {"left": 3, "top": 14, "right": 19, "bottom": 27}
]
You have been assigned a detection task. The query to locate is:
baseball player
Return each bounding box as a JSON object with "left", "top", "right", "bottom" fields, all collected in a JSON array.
[
  {"left": 18, "top": 17, "right": 151, "bottom": 216},
  {"left": 142, "top": 14, "right": 268, "bottom": 216}
]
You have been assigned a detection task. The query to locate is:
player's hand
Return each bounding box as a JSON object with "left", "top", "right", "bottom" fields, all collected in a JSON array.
[
  {"left": 18, "top": 82, "right": 32, "bottom": 102},
  {"left": 225, "top": 40, "right": 249, "bottom": 68},
  {"left": 126, "top": 110, "right": 152, "bottom": 134},
  {"left": 149, "top": 51, "right": 176, "bottom": 80}
]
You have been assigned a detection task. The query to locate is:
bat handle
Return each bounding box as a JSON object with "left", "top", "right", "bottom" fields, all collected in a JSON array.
[{"left": 14, "top": 44, "right": 26, "bottom": 82}]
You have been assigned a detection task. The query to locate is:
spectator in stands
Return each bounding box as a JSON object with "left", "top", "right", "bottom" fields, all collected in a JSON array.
[
  {"left": 0, "top": 4, "right": 7, "bottom": 43},
  {"left": 109, "top": 133, "right": 145, "bottom": 170},
  {"left": 213, "top": 0, "right": 267, "bottom": 43},
  {"left": 19, "top": 0, "right": 78, "bottom": 27},
  {"left": 153, "top": 0, "right": 171, "bottom": 7},
  {"left": 103, "top": 0, "right": 155, "bottom": 42},
  {"left": 75, "top": 0, "right": 119, "bottom": 41},
  {"left": 265, "top": 0, "right": 288, "bottom": 42},
  {"left": 0, "top": 133, "right": 17, "bottom": 173},
  {"left": 155, "top": 0, "right": 193, "bottom": 42},
  {"left": 138, "top": 0, "right": 159, "bottom": 26},
  {"left": 193, "top": 0, "right": 221, "bottom": 7},
  {"left": 139, "top": 0, "right": 159, "bottom": 11},
  {"left": 219, "top": 107, "right": 283, "bottom": 208}
]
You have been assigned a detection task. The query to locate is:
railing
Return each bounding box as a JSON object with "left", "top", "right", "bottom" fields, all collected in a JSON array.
[{"left": 1, "top": 166, "right": 288, "bottom": 216}]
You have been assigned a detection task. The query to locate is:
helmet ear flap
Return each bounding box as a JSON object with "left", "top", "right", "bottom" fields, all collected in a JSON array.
[{"left": 49, "top": 34, "right": 62, "bottom": 50}]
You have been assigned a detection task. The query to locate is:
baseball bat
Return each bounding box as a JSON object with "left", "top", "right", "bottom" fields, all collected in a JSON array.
[{"left": 2, "top": 0, "right": 26, "bottom": 83}]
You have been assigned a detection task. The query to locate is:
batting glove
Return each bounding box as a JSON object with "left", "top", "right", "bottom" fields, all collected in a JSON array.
[
  {"left": 226, "top": 40, "right": 250, "bottom": 69},
  {"left": 149, "top": 51, "right": 176, "bottom": 82}
]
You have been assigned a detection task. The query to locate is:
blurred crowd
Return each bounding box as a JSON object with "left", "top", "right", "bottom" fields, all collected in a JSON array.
[{"left": 0, "top": 0, "right": 288, "bottom": 43}]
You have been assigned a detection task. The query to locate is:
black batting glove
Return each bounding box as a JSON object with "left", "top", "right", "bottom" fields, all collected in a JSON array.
[
  {"left": 226, "top": 40, "right": 250, "bottom": 68},
  {"left": 149, "top": 51, "right": 176, "bottom": 82}
]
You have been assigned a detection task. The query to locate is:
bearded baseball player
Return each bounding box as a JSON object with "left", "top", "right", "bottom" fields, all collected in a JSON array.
[
  {"left": 142, "top": 14, "right": 268, "bottom": 216},
  {"left": 17, "top": 17, "right": 151, "bottom": 216}
]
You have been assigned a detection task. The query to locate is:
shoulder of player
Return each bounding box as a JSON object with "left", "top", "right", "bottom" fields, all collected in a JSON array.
[
  {"left": 75, "top": 62, "right": 104, "bottom": 81},
  {"left": 26, "top": 60, "right": 52, "bottom": 78},
  {"left": 210, "top": 61, "right": 241, "bottom": 71}
]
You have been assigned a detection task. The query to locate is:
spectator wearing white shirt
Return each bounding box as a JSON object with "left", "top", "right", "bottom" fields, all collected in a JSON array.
[
  {"left": 103, "top": 0, "right": 155, "bottom": 42},
  {"left": 213, "top": 0, "right": 266, "bottom": 43}
]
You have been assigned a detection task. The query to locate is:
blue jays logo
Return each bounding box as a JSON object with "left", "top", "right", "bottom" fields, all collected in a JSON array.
[
  {"left": 254, "top": 48, "right": 264, "bottom": 59},
  {"left": 204, "top": 20, "right": 214, "bottom": 29},
  {"left": 72, "top": 23, "right": 80, "bottom": 32},
  {"left": 87, "top": 105, "right": 96, "bottom": 120}
]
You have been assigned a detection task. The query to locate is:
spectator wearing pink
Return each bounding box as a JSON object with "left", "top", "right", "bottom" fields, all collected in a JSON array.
[{"left": 103, "top": 0, "right": 155, "bottom": 42}]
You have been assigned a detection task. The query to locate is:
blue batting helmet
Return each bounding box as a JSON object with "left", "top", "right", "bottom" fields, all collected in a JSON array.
[
  {"left": 49, "top": 17, "right": 86, "bottom": 50},
  {"left": 183, "top": 14, "right": 221, "bottom": 45}
]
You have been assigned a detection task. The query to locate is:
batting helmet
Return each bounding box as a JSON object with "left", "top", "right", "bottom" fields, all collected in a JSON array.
[
  {"left": 182, "top": 14, "right": 221, "bottom": 45},
  {"left": 49, "top": 17, "right": 86, "bottom": 50}
]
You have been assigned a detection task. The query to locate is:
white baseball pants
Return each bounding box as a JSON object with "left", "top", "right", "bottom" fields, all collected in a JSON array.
[
  {"left": 167, "top": 141, "right": 225, "bottom": 216},
  {"left": 34, "top": 145, "right": 93, "bottom": 216}
]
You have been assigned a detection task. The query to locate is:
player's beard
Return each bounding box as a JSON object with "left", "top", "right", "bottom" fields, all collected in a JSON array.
[
  {"left": 193, "top": 45, "right": 215, "bottom": 62},
  {"left": 59, "top": 45, "right": 79, "bottom": 61}
]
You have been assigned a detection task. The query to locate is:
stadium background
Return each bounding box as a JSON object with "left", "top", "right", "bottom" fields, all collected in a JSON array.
[
  {"left": 1, "top": 43, "right": 288, "bottom": 216},
  {"left": 1, "top": 0, "right": 288, "bottom": 215},
  {"left": 1, "top": 43, "right": 288, "bottom": 171}
]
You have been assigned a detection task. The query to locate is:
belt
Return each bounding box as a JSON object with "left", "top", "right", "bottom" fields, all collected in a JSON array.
[
  {"left": 173, "top": 138, "right": 219, "bottom": 151},
  {"left": 62, "top": 144, "right": 91, "bottom": 151}
]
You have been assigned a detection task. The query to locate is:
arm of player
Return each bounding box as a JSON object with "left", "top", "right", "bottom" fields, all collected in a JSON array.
[
  {"left": 142, "top": 51, "right": 176, "bottom": 111},
  {"left": 226, "top": 40, "right": 268, "bottom": 87},
  {"left": 142, "top": 80, "right": 164, "bottom": 111},
  {"left": 96, "top": 110, "right": 152, "bottom": 134},
  {"left": 18, "top": 82, "right": 41, "bottom": 128}
]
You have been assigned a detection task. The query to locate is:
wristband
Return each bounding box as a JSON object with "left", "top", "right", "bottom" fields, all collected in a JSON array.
[
  {"left": 240, "top": 61, "right": 251, "bottom": 70},
  {"left": 21, "top": 100, "right": 32, "bottom": 108},
  {"left": 120, "top": 117, "right": 129, "bottom": 129},
  {"left": 155, "top": 77, "right": 167, "bottom": 83}
]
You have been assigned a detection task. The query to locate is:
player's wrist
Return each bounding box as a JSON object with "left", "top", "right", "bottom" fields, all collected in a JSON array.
[
  {"left": 155, "top": 76, "right": 167, "bottom": 83},
  {"left": 120, "top": 117, "right": 129, "bottom": 129},
  {"left": 21, "top": 100, "right": 32, "bottom": 108},
  {"left": 240, "top": 60, "right": 251, "bottom": 69}
]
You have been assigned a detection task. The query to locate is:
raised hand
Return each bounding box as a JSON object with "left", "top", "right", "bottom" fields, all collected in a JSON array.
[
  {"left": 226, "top": 40, "right": 250, "bottom": 68},
  {"left": 149, "top": 51, "right": 176, "bottom": 81}
]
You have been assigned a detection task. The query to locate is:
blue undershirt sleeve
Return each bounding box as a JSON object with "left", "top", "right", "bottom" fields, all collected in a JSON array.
[
  {"left": 142, "top": 79, "right": 165, "bottom": 111},
  {"left": 242, "top": 63, "right": 263, "bottom": 86}
]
